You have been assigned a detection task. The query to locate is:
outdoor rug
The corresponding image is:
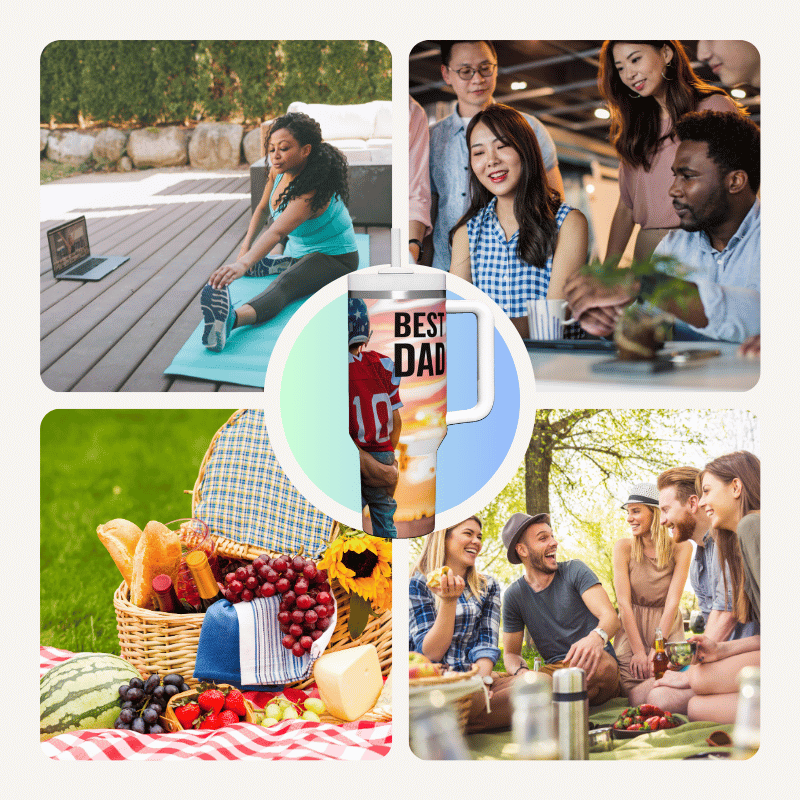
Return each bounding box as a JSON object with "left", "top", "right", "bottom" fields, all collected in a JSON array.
[
  {"left": 164, "top": 233, "right": 370, "bottom": 387},
  {"left": 465, "top": 697, "right": 738, "bottom": 760}
]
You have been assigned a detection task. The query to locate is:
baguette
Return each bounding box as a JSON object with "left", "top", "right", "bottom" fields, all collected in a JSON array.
[
  {"left": 130, "top": 521, "right": 182, "bottom": 609},
  {"left": 96, "top": 518, "right": 142, "bottom": 587}
]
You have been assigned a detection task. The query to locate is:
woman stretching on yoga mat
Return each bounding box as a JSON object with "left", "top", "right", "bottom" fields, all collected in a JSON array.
[{"left": 201, "top": 112, "right": 358, "bottom": 351}]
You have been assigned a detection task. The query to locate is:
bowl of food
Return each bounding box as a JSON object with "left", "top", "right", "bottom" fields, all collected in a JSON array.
[
  {"left": 665, "top": 641, "right": 697, "bottom": 668},
  {"left": 588, "top": 725, "right": 614, "bottom": 752}
]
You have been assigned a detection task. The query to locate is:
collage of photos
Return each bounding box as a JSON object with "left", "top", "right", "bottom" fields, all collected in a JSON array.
[{"left": 33, "top": 35, "right": 773, "bottom": 780}]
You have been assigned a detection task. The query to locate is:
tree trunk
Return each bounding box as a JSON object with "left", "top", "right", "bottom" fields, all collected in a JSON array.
[{"left": 525, "top": 419, "right": 552, "bottom": 514}]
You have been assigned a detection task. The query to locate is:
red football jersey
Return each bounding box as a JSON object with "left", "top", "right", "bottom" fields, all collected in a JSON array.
[{"left": 349, "top": 349, "right": 402, "bottom": 453}]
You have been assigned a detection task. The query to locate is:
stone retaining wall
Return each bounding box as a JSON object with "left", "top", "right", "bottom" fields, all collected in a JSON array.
[{"left": 41, "top": 123, "right": 262, "bottom": 171}]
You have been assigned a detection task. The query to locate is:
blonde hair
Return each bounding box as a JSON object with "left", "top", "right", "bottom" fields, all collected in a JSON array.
[
  {"left": 629, "top": 504, "right": 674, "bottom": 569},
  {"left": 411, "top": 517, "right": 486, "bottom": 603}
]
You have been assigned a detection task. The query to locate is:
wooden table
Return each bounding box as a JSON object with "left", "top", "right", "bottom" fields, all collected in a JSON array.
[{"left": 527, "top": 341, "right": 759, "bottom": 392}]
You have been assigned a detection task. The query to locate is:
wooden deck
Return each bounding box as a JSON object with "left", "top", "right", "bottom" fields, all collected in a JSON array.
[{"left": 40, "top": 169, "right": 389, "bottom": 392}]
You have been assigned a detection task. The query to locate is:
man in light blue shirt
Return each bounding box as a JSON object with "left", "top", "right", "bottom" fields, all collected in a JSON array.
[
  {"left": 428, "top": 41, "right": 563, "bottom": 271},
  {"left": 566, "top": 110, "right": 760, "bottom": 343}
]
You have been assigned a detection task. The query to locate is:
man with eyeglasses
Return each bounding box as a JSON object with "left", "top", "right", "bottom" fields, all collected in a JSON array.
[{"left": 427, "top": 41, "right": 564, "bottom": 271}]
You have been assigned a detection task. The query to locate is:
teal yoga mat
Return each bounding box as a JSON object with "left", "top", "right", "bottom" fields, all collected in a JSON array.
[{"left": 164, "top": 234, "right": 370, "bottom": 387}]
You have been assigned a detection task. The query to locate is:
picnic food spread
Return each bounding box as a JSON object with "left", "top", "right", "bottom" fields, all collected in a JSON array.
[{"left": 611, "top": 704, "right": 681, "bottom": 733}]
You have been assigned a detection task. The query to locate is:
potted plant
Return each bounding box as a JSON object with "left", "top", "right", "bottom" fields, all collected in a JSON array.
[{"left": 579, "top": 254, "right": 695, "bottom": 360}]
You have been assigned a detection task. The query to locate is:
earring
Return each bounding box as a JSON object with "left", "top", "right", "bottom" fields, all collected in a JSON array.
[
  {"left": 661, "top": 62, "right": 673, "bottom": 81},
  {"left": 628, "top": 90, "right": 641, "bottom": 99}
]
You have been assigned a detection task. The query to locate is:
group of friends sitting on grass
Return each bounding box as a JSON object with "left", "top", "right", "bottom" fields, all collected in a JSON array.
[{"left": 409, "top": 451, "right": 760, "bottom": 734}]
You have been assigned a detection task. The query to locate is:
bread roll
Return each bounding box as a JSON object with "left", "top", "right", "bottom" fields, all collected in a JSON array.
[
  {"left": 96, "top": 519, "right": 142, "bottom": 586},
  {"left": 426, "top": 565, "right": 450, "bottom": 588},
  {"left": 130, "top": 521, "right": 182, "bottom": 609}
]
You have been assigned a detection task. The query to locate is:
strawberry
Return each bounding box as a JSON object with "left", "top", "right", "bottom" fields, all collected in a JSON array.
[
  {"left": 173, "top": 702, "right": 201, "bottom": 729},
  {"left": 218, "top": 710, "right": 240, "bottom": 727},
  {"left": 223, "top": 689, "right": 247, "bottom": 717},
  {"left": 198, "top": 689, "right": 225, "bottom": 714},
  {"left": 199, "top": 712, "right": 223, "bottom": 729}
]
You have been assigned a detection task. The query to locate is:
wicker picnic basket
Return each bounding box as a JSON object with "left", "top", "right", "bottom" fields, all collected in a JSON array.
[
  {"left": 408, "top": 665, "right": 480, "bottom": 732},
  {"left": 113, "top": 410, "right": 392, "bottom": 691}
]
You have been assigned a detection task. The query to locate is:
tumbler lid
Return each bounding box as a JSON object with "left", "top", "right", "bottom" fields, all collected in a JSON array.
[
  {"left": 552, "top": 667, "right": 586, "bottom": 694},
  {"left": 348, "top": 265, "right": 446, "bottom": 295}
]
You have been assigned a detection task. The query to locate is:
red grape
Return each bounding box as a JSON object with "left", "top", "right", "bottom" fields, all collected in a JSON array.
[
  {"left": 275, "top": 577, "right": 291, "bottom": 594},
  {"left": 291, "top": 642, "right": 305, "bottom": 658},
  {"left": 261, "top": 583, "right": 276, "bottom": 598},
  {"left": 299, "top": 635, "right": 313, "bottom": 651},
  {"left": 225, "top": 572, "right": 236, "bottom": 585},
  {"left": 289, "top": 623, "right": 303, "bottom": 638},
  {"left": 230, "top": 580, "right": 244, "bottom": 594},
  {"left": 292, "top": 556, "right": 306, "bottom": 571},
  {"left": 245, "top": 576, "right": 259, "bottom": 590},
  {"left": 272, "top": 559, "right": 288, "bottom": 574},
  {"left": 302, "top": 564, "right": 317, "bottom": 581},
  {"left": 316, "top": 591, "right": 332, "bottom": 606},
  {"left": 314, "top": 604, "right": 328, "bottom": 619},
  {"left": 283, "top": 590, "right": 297, "bottom": 607},
  {"left": 280, "top": 623, "right": 291, "bottom": 634},
  {"left": 291, "top": 609, "right": 305, "bottom": 625},
  {"left": 311, "top": 629, "right": 324, "bottom": 641},
  {"left": 253, "top": 555, "right": 268, "bottom": 570},
  {"left": 304, "top": 610, "right": 318, "bottom": 625},
  {"left": 313, "top": 569, "right": 328, "bottom": 585},
  {"left": 242, "top": 589, "right": 254, "bottom": 602},
  {"left": 296, "top": 594, "right": 314, "bottom": 610},
  {"left": 265, "top": 569, "right": 279, "bottom": 584},
  {"left": 294, "top": 578, "right": 309, "bottom": 595},
  {"left": 282, "top": 634, "right": 296, "bottom": 650},
  {"left": 284, "top": 568, "right": 297, "bottom": 582},
  {"left": 235, "top": 566, "right": 248, "bottom": 582},
  {"left": 316, "top": 618, "right": 330, "bottom": 631},
  {"left": 277, "top": 610, "right": 291, "bottom": 625}
]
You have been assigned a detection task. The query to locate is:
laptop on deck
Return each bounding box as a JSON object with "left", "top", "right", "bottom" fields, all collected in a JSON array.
[
  {"left": 47, "top": 216, "right": 129, "bottom": 281},
  {"left": 524, "top": 337, "right": 616, "bottom": 352}
]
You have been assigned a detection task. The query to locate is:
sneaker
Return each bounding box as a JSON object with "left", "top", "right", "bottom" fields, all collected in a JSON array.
[
  {"left": 246, "top": 255, "right": 294, "bottom": 277},
  {"left": 200, "top": 284, "right": 235, "bottom": 352}
]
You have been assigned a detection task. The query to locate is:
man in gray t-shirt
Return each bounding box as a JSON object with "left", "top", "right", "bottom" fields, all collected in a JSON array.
[{"left": 501, "top": 513, "right": 621, "bottom": 706}]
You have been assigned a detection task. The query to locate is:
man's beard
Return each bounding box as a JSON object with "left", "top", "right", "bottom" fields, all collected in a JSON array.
[
  {"left": 525, "top": 549, "right": 558, "bottom": 574},
  {"left": 671, "top": 515, "right": 697, "bottom": 543}
]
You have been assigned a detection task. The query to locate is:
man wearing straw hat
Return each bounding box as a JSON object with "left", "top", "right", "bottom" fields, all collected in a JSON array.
[{"left": 501, "top": 512, "right": 621, "bottom": 706}]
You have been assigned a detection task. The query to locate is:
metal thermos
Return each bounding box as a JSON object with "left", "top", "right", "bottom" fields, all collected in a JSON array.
[
  {"left": 552, "top": 667, "right": 589, "bottom": 760},
  {"left": 732, "top": 666, "right": 760, "bottom": 759},
  {"left": 410, "top": 701, "right": 471, "bottom": 760},
  {"left": 511, "top": 671, "right": 558, "bottom": 759}
]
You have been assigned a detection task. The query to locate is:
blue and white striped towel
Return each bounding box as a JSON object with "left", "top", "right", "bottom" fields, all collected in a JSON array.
[{"left": 237, "top": 595, "right": 337, "bottom": 687}]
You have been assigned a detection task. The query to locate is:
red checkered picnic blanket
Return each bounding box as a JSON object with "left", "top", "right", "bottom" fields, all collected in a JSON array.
[{"left": 40, "top": 647, "right": 391, "bottom": 761}]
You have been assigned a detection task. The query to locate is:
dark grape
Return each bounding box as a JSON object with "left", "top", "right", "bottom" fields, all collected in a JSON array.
[
  {"left": 164, "top": 684, "right": 179, "bottom": 698},
  {"left": 163, "top": 674, "right": 184, "bottom": 687},
  {"left": 127, "top": 687, "right": 144, "bottom": 702},
  {"left": 129, "top": 677, "right": 144, "bottom": 690},
  {"left": 144, "top": 674, "right": 160, "bottom": 694},
  {"left": 180, "top": 683, "right": 191, "bottom": 694},
  {"left": 114, "top": 717, "right": 131, "bottom": 730},
  {"left": 118, "top": 684, "right": 130, "bottom": 699},
  {"left": 143, "top": 707, "right": 159, "bottom": 725},
  {"left": 121, "top": 700, "right": 134, "bottom": 709},
  {"left": 149, "top": 702, "right": 164, "bottom": 714},
  {"left": 152, "top": 685, "right": 166, "bottom": 701},
  {"left": 148, "top": 724, "right": 165, "bottom": 735},
  {"left": 119, "top": 707, "right": 135, "bottom": 724},
  {"left": 131, "top": 717, "right": 147, "bottom": 734}
]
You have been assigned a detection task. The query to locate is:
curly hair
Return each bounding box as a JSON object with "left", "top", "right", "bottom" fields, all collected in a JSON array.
[
  {"left": 675, "top": 110, "right": 761, "bottom": 193},
  {"left": 267, "top": 112, "right": 350, "bottom": 215},
  {"left": 598, "top": 40, "right": 736, "bottom": 170},
  {"left": 698, "top": 451, "right": 760, "bottom": 624},
  {"left": 450, "top": 104, "right": 562, "bottom": 268}
]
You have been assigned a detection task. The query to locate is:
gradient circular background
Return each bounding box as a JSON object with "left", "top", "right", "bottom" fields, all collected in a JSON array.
[{"left": 264, "top": 268, "right": 535, "bottom": 531}]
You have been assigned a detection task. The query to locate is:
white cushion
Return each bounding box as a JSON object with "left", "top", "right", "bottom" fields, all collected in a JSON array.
[
  {"left": 369, "top": 101, "right": 393, "bottom": 138},
  {"left": 287, "top": 101, "right": 374, "bottom": 141}
]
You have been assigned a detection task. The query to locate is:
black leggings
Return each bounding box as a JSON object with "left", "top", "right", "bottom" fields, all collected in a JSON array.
[{"left": 247, "top": 250, "right": 359, "bottom": 324}]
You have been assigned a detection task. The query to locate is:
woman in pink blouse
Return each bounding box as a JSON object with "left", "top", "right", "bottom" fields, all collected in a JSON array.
[{"left": 598, "top": 40, "right": 741, "bottom": 262}]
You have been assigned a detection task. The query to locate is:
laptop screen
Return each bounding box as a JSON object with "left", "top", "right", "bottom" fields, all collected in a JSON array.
[{"left": 48, "top": 217, "right": 90, "bottom": 275}]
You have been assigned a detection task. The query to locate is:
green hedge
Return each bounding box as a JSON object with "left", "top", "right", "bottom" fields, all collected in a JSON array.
[{"left": 40, "top": 40, "right": 391, "bottom": 126}]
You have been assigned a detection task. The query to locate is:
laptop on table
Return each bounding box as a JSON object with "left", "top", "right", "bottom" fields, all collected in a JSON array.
[{"left": 47, "top": 216, "right": 129, "bottom": 281}]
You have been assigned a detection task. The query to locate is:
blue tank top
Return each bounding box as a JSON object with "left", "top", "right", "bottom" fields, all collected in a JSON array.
[{"left": 270, "top": 173, "right": 357, "bottom": 258}]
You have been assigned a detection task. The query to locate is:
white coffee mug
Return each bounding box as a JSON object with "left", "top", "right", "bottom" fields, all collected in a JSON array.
[{"left": 527, "top": 299, "right": 576, "bottom": 340}]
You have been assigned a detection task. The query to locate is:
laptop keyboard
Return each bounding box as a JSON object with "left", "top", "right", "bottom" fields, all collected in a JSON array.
[{"left": 68, "top": 257, "right": 105, "bottom": 276}]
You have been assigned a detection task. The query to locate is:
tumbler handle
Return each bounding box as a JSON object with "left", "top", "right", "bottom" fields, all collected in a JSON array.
[{"left": 445, "top": 299, "right": 494, "bottom": 425}]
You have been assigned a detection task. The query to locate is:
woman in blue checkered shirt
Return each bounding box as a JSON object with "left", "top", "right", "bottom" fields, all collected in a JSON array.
[
  {"left": 449, "top": 104, "right": 588, "bottom": 339},
  {"left": 409, "top": 517, "right": 519, "bottom": 731}
]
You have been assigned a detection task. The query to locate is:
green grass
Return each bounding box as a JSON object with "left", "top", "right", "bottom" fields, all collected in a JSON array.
[
  {"left": 40, "top": 158, "right": 94, "bottom": 184},
  {"left": 40, "top": 409, "right": 235, "bottom": 654},
  {"left": 494, "top": 642, "right": 541, "bottom": 673}
]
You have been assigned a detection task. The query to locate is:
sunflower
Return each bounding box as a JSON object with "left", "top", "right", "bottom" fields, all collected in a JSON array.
[{"left": 318, "top": 530, "right": 392, "bottom": 612}]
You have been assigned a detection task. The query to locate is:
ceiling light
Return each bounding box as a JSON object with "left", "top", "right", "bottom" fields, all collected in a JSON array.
[
  {"left": 510, "top": 81, "right": 527, "bottom": 91},
  {"left": 594, "top": 107, "right": 610, "bottom": 120}
]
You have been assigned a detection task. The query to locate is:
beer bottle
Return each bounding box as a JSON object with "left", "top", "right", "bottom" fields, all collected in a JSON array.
[
  {"left": 185, "top": 550, "right": 224, "bottom": 611},
  {"left": 652, "top": 628, "right": 669, "bottom": 680}
]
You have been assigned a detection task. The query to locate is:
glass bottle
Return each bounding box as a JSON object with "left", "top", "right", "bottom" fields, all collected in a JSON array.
[
  {"left": 652, "top": 628, "right": 669, "bottom": 680},
  {"left": 512, "top": 671, "right": 558, "bottom": 759},
  {"left": 151, "top": 574, "right": 182, "bottom": 614},
  {"left": 732, "top": 666, "right": 760, "bottom": 759},
  {"left": 185, "top": 550, "right": 223, "bottom": 612},
  {"left": 410, "top": 695, "right": 471, "bottom": 760}
]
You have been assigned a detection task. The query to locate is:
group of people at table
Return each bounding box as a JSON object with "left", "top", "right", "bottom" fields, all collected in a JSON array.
[
  {"left": 409, "top": 40, "right": 761, "bottom": 352},
  {"left": 409, "top": 452, "right": 760, "bottom": 733}
]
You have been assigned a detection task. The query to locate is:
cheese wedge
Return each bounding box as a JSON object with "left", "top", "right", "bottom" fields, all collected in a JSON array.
[{"left": 313, "top": 645, "right": 383, "bottom": 722}]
